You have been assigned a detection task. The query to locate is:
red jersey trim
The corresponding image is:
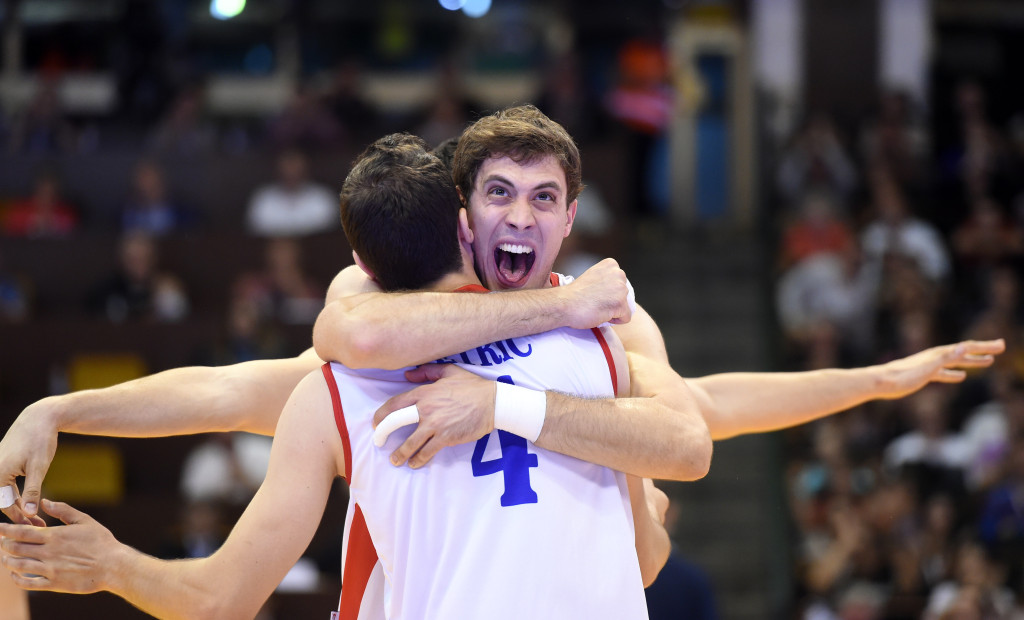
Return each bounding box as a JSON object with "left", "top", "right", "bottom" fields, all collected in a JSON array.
[
  {"left": 321, "top": 363, "right": 353, "bottom": 481},
  {"left": 338, "top": 505, "right": 379, "bottom": 619},
  {"left": 454, "top": 283, "right": 489, "bottom": 293},
  {"left": 549, "top": 272, "right": 560, "bottom": 287},
  {"left": 590, "top": 327, "right": 618, "bottom": 395}
]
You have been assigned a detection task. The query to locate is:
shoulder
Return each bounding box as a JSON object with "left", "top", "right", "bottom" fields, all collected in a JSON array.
[{"left": 325, "top": 265, "right": 381, "bottom": 304}]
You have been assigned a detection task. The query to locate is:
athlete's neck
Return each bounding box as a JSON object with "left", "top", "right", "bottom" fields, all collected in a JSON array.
[{"left": 426, "top": 269, "right": 484, "bottom": 293}]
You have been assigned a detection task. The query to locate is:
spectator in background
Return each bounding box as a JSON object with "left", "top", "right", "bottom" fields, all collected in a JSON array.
[
  {"left": 201, "top": 296, "right": 286, "bottom": 366},
  {"left": 7, "top": 80, "right": 76, "bottom": 156},
  {"left": 778, "top": 191, "right": 856, "bottom": 272},
  {"left": 149, "top": 86, "right": 216, "bottom": 156},
  {"left": 159, "top": 500, "right": 229, "bottom": 560},
  {"left": 413, "top": 60, "right": 480, "bottom": 150},
  {"left": 323, "top": 58, "right": 380, "bottom": 146},
  {"left": 535, "top": 50, "right": 604, "bottom": 145},
  {"left": 245, "top": 149, "right": 338, "bottom": 237},
  {"left": 416, "top": 92, "right": 470, "bottom": 152},
  {"left": 860, "top": 90, "right": 930, "bottom": 191},
  {"left": 977, "top": 432, "right": 1024, "bottom": 554},
  {"left": 861, "top": 169, "right": 951, "bottom": 283},
  {"left": 268, "top": 84, "right": 344, "bottom": 151},
  {"left": 951, "top": 197, "right": 1023, "bottom": 280},
  {"left": 121, "top": 160, "right": 194, "bottom": 236},
  {"left": 777, "top": 113, "right": 858, "bottom": 207},
  {"left": 645, "top": 500, "right": 719, "bottom": 620},
  {"left": 776, "top": 244, "right": 879, "bottom": 364},
  {"left": 924, "top": 538, "right": 1019, "bottom": 619},
  {"left": 884, "top": 388, "right": 970, "bottom": 502},
  {"left": 180, "top": 432, "right": 272, "bottom": 506},
  {"left": 2, "top": 169, "right": 79, "bottom": 238},
  {"left": 606, "top": 37, "right": 673, "bottom": 221},
  {"left": 87, "top": 232, "right": 189, "bottom": 323},
  {"left": 961, "top": 371, "right": 1024, "bottom": 492},
  {"left": 962, "top": 265, "right": 1024, "bottom": 348},
  {"left": 233, "top": 237, "right": 323, "bottom": 326}
]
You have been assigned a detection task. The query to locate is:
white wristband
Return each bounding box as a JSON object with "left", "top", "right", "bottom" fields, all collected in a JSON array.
[
  {"left": 0, "top": 485, "right": 15, "bottom": 509},
  {"left": 493, "top": 382, "right": 547, "bottom": 442}
]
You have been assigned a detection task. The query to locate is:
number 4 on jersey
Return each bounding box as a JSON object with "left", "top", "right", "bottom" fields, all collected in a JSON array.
[{"left": 471, "top": 375, "right": 539, "bottom": 507}]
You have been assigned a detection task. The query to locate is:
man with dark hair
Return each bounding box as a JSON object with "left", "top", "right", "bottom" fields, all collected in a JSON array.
[
  {"left": 0, "top": 136, "right": 680, "bottom": 618},
  {"left": 340, "top": 134, "right": 463, "bottom": 291}
]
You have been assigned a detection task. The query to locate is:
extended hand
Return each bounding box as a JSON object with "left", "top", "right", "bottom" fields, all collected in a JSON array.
[
  {"left": 878, "top": 339, "right": 1005, "bottom": 399},
  {"left": 563, "top": 258, "right": 633, "bottom": 328},
  {"left": 373, "top": 364, "right": 496, "bottom": 468},
  {"left": 0, "top": 400, "right": 60, "bottom": 525},
  {"left": 0, "top": 499, "right": 116, "bottom": 593}
]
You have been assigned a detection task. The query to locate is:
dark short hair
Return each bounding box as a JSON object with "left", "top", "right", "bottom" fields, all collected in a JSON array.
[
  {"left": 340, "top": 133, "right": 463, "bottom": 292},
  {"left": 452, "top": 104, "right": 583, "bottom": 204},
  {"left": 431, "top": 136, "right": 461, "bottom": 172}
]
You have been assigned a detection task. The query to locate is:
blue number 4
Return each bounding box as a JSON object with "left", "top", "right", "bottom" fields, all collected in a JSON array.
[{"left": 471, "top": 375, "right": 539, "bottom": 507}]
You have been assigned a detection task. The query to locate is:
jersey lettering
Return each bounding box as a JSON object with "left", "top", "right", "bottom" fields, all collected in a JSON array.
[{"left": 470, "top": 375, "right": 538, "bottom": 507}]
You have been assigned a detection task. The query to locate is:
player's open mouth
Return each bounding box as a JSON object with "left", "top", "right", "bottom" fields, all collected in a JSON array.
[{"left": 494, "top": 242, "right": 536, "bottom": 287}]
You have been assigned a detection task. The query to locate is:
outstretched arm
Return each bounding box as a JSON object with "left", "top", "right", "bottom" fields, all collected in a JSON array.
[
  {"left": 688, "top": 340, "right": 1004, "bottom": 440},
  {"left": 0, "top": 350, "right": 322, "bottom": 523},
  {"left": 612, "top": 306, "right": 1004, "bottom": 440},
  {"left": 0, "top": 370, "right": 342, "bottom": 619},
  {"left": 313, "top": 260, "right": 634, "bottom": 369}
]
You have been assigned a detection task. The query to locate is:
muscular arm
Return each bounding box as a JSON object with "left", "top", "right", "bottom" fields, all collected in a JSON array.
[
  {"left": 375, "top": 326, "right": 711, "bottom": 481},
  {"left": 0, "top": 371, "right": 342, "bottom": 620},
  {"left": 313, "top": 261, "right": 633, "bottom": 369},
  {"left": 0, "top": 349, "right": 322, "bottom": 522},
  {"left": 614, "top": 306, "right": 1004, "bottom": 440}
]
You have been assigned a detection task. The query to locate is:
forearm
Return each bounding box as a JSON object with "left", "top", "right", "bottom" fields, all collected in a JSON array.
[
  {"left": 314, "top": 288, "right": 576, "bottom": 369},
  {"left": 105, "top": 550, "right": 230, "bottom": 620},
  {"left": 536, "top": 392, "right": 711, "bottom": 481},
  {"left": 626, "top": 476, "right": 670, "bottom": 588},
  {"left": 40, "top": 354, "right": 320, "bottom": 438},
  {"left": 690, "top": 367, "right": 884, "bottom": 441}
]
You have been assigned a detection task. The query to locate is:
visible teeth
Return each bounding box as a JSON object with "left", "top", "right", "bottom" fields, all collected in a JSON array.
[{"left": 499, "top": 243, "right": 533, "bottom": 254}]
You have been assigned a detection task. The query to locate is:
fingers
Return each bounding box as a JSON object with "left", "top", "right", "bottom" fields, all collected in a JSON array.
[
  {"left": 407, "top": 437, "right": 445, "bottom": 469},
  {"left": 20, "top": 460, "right": 47, "bottom": 518},
  {"left": 935, "top": 369, "right": 967, "bottom": 383},
  {"left": 966, "top": 338, "right": 1006, "bottom": 354},
  {"left": 4, "top": 554, "right": 47, "bottom": 577},
  {"left": 0, "top": 525, "right": 47, "bottom": 546},
  {"left": 947, "top": 354, "right": 996, "bottom": 369},
  {"left": 373, "top": 405, "right": 420, "bottom": 448},
  {"left": 7, "top": 570, "right": 50, "bottom": 591},
  {"left": 404, "top": 363, "right": 462, "bottom": 384},
  {"left": 373, "top": 391, "right": 418, "bottom": 428},
  {"left": 2, "top": 538, "right": 45, "bottom": 560},
  {"left": 946, "top": 339, "right": 1006, "bottom": 358},
  {"left": 40, "top": 499, "right": 86, "bottom": 526},
  {"left": 388, "top": 426, "right": 434, "bottom": 467}
]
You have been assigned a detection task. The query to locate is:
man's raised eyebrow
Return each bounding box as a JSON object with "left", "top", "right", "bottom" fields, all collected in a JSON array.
[
  {"left": 532, "top": 181, "right": 563, "bottom": 193},
  {"left": 482, "top": 174, "right": 514, "bottom": 187}
]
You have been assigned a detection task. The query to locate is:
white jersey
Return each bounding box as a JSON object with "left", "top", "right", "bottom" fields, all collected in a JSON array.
[{"left": 324, "top": 299, "right": 647, "bottom": 619}]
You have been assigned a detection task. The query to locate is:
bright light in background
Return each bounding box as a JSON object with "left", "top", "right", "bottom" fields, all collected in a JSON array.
[
  {"left": 210, "top": 0, "right": 246, "bottom": 20},
  {"left": 462, "top": 0, "right": 491, "bottom": 18},
  {"left": 438, "top": 0, "right": 467, "bottom": 10}
]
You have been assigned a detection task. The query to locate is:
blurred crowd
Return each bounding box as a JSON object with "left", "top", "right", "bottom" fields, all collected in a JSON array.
[{"left": 775, "top": 84, "right": 1024, "bottom": 619}]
